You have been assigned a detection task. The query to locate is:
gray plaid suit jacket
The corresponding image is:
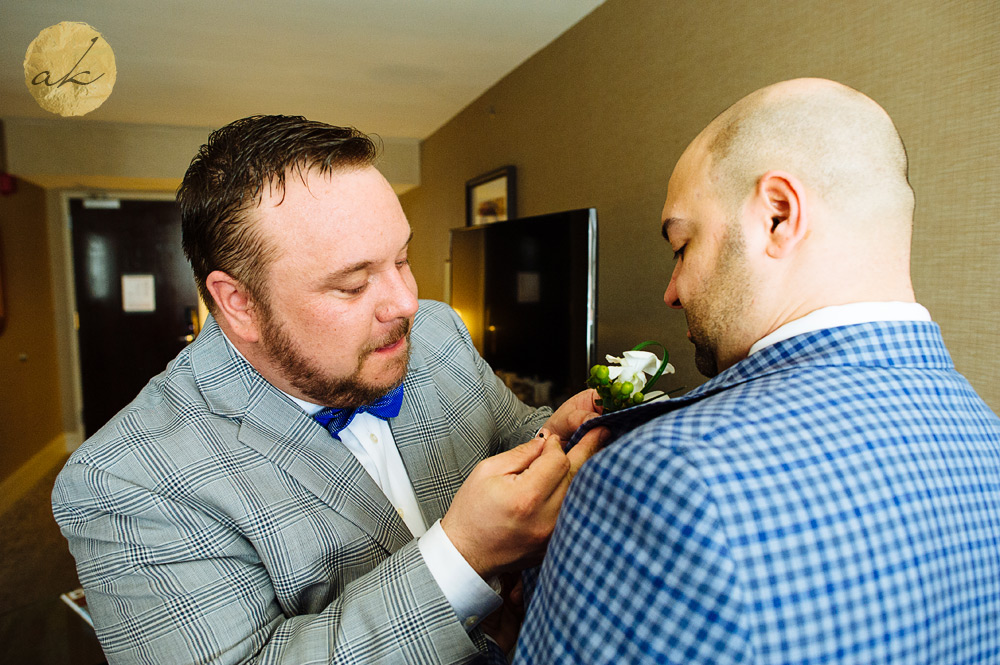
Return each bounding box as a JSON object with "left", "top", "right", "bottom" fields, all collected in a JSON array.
[{"left": 53, "top": 300, "right": 549, "bottom": 664}]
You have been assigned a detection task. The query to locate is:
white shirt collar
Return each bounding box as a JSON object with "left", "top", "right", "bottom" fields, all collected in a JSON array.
[{"left": 748, "top": 302, "right": 932, "bottom": 356}]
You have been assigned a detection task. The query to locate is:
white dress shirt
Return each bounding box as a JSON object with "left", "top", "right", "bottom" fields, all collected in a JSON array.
[
  {"left": 749, "top": 301, "right": 932, "bottom": 356},
  {"left": 223, "top": 335, "right": 501, "bottom": 630}
]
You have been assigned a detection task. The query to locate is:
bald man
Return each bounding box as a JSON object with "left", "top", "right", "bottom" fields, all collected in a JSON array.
[{"left": 515, "top": 79, "right": 1000, "bottom": 664}]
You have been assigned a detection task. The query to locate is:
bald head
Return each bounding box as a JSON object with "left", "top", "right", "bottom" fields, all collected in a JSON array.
[
  {"left": 703, "top": 78, "right": 914, "bottom": 229},
  {"left": 661, "top": 80, "right": 918, "bottom": 374}
]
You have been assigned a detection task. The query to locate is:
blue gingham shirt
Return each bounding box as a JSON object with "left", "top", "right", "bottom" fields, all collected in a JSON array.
[{"left": 516, "top": 314, "right": 1000, "bottom": 664}]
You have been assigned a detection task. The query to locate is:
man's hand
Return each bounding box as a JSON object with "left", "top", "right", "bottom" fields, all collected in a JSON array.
[
  {"left": 544, "top": 388, "right": 609, "bottom": 477},
  {"left": 441, "top": 420, "right": 610, "bottom": 580},
  {"left": 441, "top": 432, "right": 571, "bottom": 579},
  {"left": 543, "top": 388, "right": 602, "bottom": 440}
]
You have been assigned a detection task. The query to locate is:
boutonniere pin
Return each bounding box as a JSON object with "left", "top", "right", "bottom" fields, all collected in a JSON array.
[{"left": 587, "top": 341, "right": 674, "bottom": 413}]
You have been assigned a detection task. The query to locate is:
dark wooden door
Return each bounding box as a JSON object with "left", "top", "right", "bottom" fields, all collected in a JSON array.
[{"left": 70, "top": 198, "right": 199, "bottom": 436}]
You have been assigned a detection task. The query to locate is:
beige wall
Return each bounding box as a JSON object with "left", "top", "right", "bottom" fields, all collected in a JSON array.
[
  {"left": 0, "top": 179, "right": 64, "bottom": 480},
  {"left": 401, "top": 0, "right": 1000, "bottom": 410}
]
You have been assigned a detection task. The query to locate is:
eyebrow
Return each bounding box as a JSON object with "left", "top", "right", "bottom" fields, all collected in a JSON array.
[
  {"left": 318, "top": 260, "right": 374, "bottom": 290},
  {"left": 318, "top": 230, "right": 413, "bottom": 288}
]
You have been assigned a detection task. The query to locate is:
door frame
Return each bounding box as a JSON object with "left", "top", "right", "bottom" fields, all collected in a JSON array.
[{"left": 52, "top": 189, "right": 178, "bottom": 450}]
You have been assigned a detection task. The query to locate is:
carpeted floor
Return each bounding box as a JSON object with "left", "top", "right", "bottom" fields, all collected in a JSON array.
[{"left": 0, "top": 457, "right": 107, "bottom": 664}]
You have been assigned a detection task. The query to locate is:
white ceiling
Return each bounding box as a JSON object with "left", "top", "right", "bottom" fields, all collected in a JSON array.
[{"left": 0, "top": 0, "right": 604, "bottom": 139}]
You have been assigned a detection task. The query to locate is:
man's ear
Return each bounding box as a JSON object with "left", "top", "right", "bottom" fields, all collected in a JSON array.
[
  {"left": 205, "top": 270, "right": 260, "bottom": 343},
  {"left": 751, "top": 170, "right": 807, "bottom": 259}
]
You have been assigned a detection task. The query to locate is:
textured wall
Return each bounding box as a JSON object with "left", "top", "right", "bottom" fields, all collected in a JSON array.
[{"left": 401, "top": 0, "right": 1000, "bottom": 409}]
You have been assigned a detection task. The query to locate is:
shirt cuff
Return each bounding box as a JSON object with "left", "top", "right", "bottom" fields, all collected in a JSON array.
[{"left": 418, "top": 519, "right": 502, "bottom": 631}]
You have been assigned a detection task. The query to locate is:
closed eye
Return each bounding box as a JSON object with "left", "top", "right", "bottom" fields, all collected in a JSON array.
[
  {"left": 672, "top": 245, "right": 685, "bottom": 260},
  {"left": 339, "top": 282, "right": 368, "bottom": 296}
]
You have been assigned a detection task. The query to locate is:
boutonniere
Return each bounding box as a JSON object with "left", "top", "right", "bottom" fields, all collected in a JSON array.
[{"left": 587, "top": 342, "right": 674, "bottom": 413}]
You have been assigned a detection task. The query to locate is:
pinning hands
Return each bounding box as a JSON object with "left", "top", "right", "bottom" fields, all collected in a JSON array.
[
  {"left": 442, "top": 431, "right": 569, "bottom": 579},
  {"left": 441, "top": 392, "right": 610, "bottom": 580},
  {"left": 544, "top": 388, "right": 608, "bottom": 477}
]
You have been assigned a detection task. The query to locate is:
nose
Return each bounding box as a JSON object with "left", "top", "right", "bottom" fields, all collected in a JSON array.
[
  {"left": 376, "top": 267, "right": 419, "bottom": 322},
  {"left": 663, "top": 264, "right": 683, "bottom": 309}
]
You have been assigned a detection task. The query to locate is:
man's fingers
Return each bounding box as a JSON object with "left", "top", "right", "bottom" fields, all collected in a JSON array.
[
  {"left": 517, "top": 434, "right": 571, "bottom": 499},
  {"left": 571, "top": 388, "right": 599, "bottom": 409},
  {"left": 569, "top": 409, "right": 600, "bottom": 431},
  {"left": 543, "top": 389, "right": 603, "bottom": 439},
  {"left": 567, "top": 426, "right": 610, "bottom": 475},
  {"left": 486, "top": 435, "right": 546, "bottom": 475}
]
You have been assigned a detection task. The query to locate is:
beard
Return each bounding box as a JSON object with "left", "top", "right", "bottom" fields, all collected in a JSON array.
[
  {"left": 257, "top": 303, "right": 411, "bottom": 407},
  {"left": 685, "top": 222, "right": 754, "bottom": 378}
]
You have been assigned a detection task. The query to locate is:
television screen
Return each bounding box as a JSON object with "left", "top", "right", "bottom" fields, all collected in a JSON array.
[{"left": 449, "top": 208, "right": 597, "bottom": 408}]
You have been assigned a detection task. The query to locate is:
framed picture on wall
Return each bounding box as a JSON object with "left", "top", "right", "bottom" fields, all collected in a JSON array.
[{"left": 466, "top": 166, "right": 516, "bottom": 226}]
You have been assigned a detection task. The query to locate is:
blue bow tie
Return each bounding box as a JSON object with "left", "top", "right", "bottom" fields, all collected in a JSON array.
[{"left": 313, "top": 384, "right": 404, "bottom": 440}]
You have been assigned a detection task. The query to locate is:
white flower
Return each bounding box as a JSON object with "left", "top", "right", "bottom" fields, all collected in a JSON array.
[{"left": 605, "top": 350, "right": 675, "bottom": 401}]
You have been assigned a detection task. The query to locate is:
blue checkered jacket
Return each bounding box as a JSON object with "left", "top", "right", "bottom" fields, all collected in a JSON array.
[{"left": 516, "top": 321, "right": 1000, "bottom": 664}]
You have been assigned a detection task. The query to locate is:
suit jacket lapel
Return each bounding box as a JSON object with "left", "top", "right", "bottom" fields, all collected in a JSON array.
[{"left": 191, "top": 317, "right": 412, "bottom": 555}]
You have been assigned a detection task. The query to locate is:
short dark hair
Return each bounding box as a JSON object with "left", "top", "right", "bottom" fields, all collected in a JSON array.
[{"left": 178, "top": 115, "right": 379, "bottom": 310}]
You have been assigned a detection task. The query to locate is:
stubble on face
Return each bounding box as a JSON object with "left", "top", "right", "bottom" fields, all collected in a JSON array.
[
  {"left": 257, "top": 299, "right": 412, "bottom": 407},
  {"left": 685, "top": 221, "right": 753, "bottom": 378}
]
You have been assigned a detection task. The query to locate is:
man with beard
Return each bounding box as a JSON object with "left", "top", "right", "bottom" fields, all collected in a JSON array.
[
  {"left": 515, "top": 79, "right": 1000, "bottom": 664},
  {"left": 52, "top": 115, "right": 605, "bottom": 665}
]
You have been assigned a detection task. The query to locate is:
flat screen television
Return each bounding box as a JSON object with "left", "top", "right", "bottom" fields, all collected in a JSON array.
[{"left": 449, "top": 208, "right": 597, "bottom": 408}]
